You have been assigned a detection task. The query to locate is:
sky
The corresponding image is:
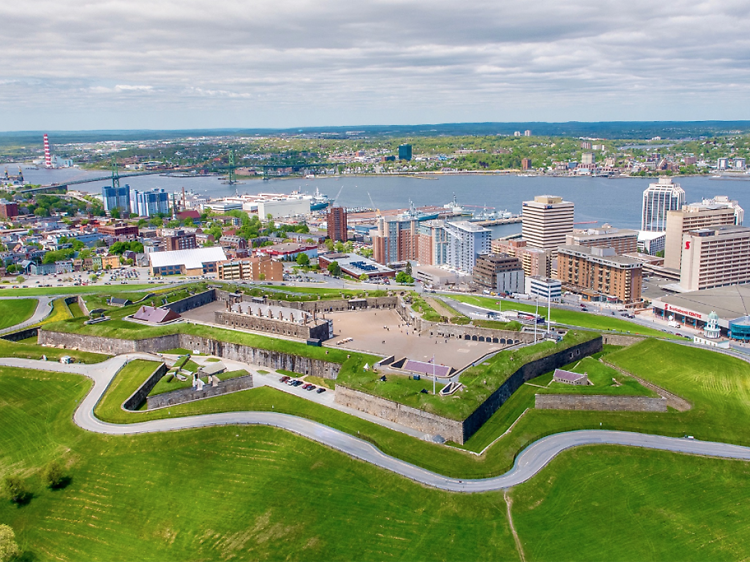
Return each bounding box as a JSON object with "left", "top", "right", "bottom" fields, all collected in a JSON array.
[{"left": 1, "top": 0, "right": 749, "bottom": 131}]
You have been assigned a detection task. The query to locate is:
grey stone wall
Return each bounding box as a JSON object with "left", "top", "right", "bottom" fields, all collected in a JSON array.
[
  {"left": 427, "top": 323, "right": 533, "bottom": 345},
  {"left": 535, "top": 393, "right": 666, "bottom": 412},
  {"left": 214, "top": 310, "right": 330, "bottom": 341},
  {"left": 335, "top": 385, "right": 464, "bottom": 443},
  {"left": 266, "top": 296, "right": 398, "bottom": 313},
  {"left": 146, "top": 373, "right": 254, "bottom": 409},
  {"left": 39, "top": 330, "right": 139, "bottom": 355},
  {"left": 164, "top": 289, "right": 217, "bottom": 314},
  {"left": 123, "top": 362, "right": 168, "bottom": 410},
  {"left": 461, "top": 336, "right": 603, "bottom": 442},
  {"left": 40, "top": 330, "right": 343, "bottom": 379},
  {"left": 1, "top": 327, "right": 39, "bottom": 342},
  {"left": 601, "top": 333, "right": 646, "bottom": 347}
]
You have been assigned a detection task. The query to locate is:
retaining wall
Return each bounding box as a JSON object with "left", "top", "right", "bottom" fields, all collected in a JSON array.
[
  {"left": 1, "top": 327, "right": 39, "bottom": 342},
  {"left": 335, "top": 386, "right": 464, "bottom": 443},
  {"left": 461, "top": 336, "right": 603, "bottom": 441},
  {"left": 427, "top": 322, "right": 533, "bottom": 345},
  {"left": 601, "top": 334, "right": 646, "bottom": 347},
  {"left": 146, "top": 373, "right": 254, "bottom": 409},
  {"left": 535, "top": 393, "right": 667, "bottom": 412},
  {"left": 214, "top": 311, "right": 331, "bottom": 341},
  {"left": 39, "top": 330, "right": 342, "bottom": 379},
  {"left": 164, "top": 289, "right": 217, "bottom": 314},
  {"left": 123, "top": 362, "right": 168, "bottom": 410}
]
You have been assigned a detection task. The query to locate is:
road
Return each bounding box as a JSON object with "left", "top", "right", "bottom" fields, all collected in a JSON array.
[{"left": 2, "top": 354, "right": 750, "bottom": 493}]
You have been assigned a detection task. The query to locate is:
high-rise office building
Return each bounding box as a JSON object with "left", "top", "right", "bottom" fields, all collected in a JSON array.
[
  {"left": 641, "top": 177, "right": 685, "bottom": 231},
  {"left": 521, "top": 195, "right": 575, "bottom": 255},
  {"left": 327, "top": 207, "right": 348, "bottom": 242},
  {"left": 680, "top": 226, "right": 750, "bottom": 291},
  {"left": 102, "top": 184, "right": 131, "bottom": 215},
  {"left": 398, "top": 144, "right": 413, "bottom": 161},
  {"left": 664, "top": 203, "right": 738, "bottom": 270},
  {"left": 445, "top": 221, "right": 491, "bottom": 274},
  {"left": 130, "top": 188, "right": 169, "bottom": 217}
]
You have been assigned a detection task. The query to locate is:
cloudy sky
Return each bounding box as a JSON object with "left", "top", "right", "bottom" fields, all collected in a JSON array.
[{"left": 1, "top": 0, "right": 749, "bottom": 131}]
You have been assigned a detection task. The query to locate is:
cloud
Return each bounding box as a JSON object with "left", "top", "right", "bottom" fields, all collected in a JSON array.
[{"left": 1, "top": 0, "right": 749, "bottom": 129}]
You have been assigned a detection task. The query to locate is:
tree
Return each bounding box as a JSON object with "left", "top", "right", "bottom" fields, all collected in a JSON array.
[
  {"left": 15, "top": 275, "right": 24, "bottom": 284},
  {"left": 327, "top": 261, "right": 341, "bottom": 277},
  {"left": 184, "top": 218, "right": 194, "bottom": 227},
  {"left": 324, "top": 239, "right": 335, "bottom": 252},
  {"left": 396, "top": 271, "right": 414, "bottom": 284},
  {"left": 110, "top": 208, "right": 121, "bottom": 219},
  {"left": 359, "top": 273, "right": 368, "bottom": 281},
  {"left": 405, "top": 261, "right": 412, "bottom": 276},
  {"left": 258, "top": 273, "right": 266, "bottom": 281},
  {"left": 3, "top": 475, "right": 30, "bottom": 504},
  {"left": 0, "top": 525, "right": 20, "bottom": 562},
  {"left": 296, "top": 253, "right": 310, "bottom": 266},
  {"left": 343, "top": 241, "right": 354, "bottom": 253},
  {"left": 43, "top": 460, "right": 66, "bottom": 489}
]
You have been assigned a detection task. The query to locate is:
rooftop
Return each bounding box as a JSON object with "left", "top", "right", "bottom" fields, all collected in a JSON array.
[
  {"left": 654, "top": 284, "right": 750, "bottom": 322},
  {"left": 149, "top": 246, "right": 227, "bottom": 269}
]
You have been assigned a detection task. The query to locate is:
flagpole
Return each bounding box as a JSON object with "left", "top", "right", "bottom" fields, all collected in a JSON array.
[{"left": 433, "top": 354, "right": 436, "bottom": 395}]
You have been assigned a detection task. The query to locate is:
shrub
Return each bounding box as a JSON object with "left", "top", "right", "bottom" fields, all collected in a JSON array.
[
  {"left": 0, "top": 525, "right": 20, "bottom": 562},
  {"left": 4, "top": 475, "right": 31, "bottom": 504}
]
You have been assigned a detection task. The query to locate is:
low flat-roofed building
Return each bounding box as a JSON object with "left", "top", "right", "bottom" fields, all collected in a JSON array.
[
  {"left": 566, "top": 226, "right": 638, "bottom": 255},
  {"left": 318, "top": 252, "right": 395, "bottom": 279},
  {"left": 149, "top": 246, "right": 227, "bottom": 276},
  {"left": 259, "top": 242, "right": 318, "bottom": 261},
  {"left": 97, "top": 222, "right": 139, "bottom": 240},
  {"left": 525, "top": 276, "right": 562, "bottom": 302},
  {"left": 558, "top": 244, "right": 643, "bottom": 304}
]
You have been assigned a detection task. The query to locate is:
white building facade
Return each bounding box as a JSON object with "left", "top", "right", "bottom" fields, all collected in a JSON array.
[
  {"left": 444, "top": 221, "right": 491, "bottom": 274},
  {"left": 641, "top": 177, "right": 685, "bottom": 232}
]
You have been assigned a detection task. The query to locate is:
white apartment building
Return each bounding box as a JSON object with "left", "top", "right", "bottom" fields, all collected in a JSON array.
[
  {"left": 700, "top": 196, "right": 744, "bottom": 225},
  {"left": 680, "top": 225, "right": 750, "bottom": 291},
  {"left": 521, "top": 195, "right": 575, "bottom": 255},
  {"left": 444, "top": 221, "right": 491, "bottom": 274},
  {"left": 641, "top": 177, "right": 686, "bottom": 232}
]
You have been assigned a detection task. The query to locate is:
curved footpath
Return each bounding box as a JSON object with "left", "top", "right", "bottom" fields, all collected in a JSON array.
[
  {"left": 2, "top": 354, "right": 750, "bottom": 493},
  {"left": 0, "top": 296, "right": 54, "bottom": 335}
]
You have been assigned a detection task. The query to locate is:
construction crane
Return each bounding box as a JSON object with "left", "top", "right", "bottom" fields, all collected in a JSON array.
[
  {"left": 367, "top": 192, "right": 381, "bottom": 217},
  {"left": 332, "top": 184, "right": 345, "bottom": 206}
]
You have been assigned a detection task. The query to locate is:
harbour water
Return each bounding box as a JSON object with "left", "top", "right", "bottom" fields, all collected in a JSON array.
[{"left": 10, "top": 166, "right": 750, "bottom": 234}]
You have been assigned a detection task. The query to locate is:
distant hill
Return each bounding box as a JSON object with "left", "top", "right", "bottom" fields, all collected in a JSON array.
[{"left": 2, "top": 121, "right": 750, "bottom": 146}]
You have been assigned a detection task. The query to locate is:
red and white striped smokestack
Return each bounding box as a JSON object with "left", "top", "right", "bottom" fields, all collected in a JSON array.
[{"left": 43, "top": 134, "right": 52, "bottom": 169}]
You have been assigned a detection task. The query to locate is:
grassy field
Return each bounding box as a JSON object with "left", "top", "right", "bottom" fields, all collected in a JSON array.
[
  {"left": 0, "top": 298, "right": 37, "bottom": 330},
  {"left": 510, "top": 445, "right": 750, "bottom": 561},
  {"left": 472, "top": 319, "right": 524, "bottom": 331},
  {"left": 0, "top": 367, "right": 520, "bottom": 561},
  {"left": 4, "top": 359, "right": 750, "bottom": 560},
  {"left": 0, "top": 283, "right": 179, "bottom": 297},
  {"left": 535, "top": 357, "right": 657, "bottom": 397},
  {"left": 445, "top": 294, "right": 677, "bottom": 338},
  {"left": 304, "top": 375, "right": 336, "bottom": 390},
  {"left": 339, "top": 331, "right": 598, "bottom": 421}
]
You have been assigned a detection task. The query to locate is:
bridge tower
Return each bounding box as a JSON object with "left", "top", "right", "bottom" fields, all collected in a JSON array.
[
  {"left": 111, "top": 157, "right": 120, "bottom": 189},
  {"left": 43, "top": 134, "right": 52, "bottom": 169}
]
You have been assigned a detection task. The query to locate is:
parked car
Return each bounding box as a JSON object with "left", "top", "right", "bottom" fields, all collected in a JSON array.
[
  {"left": 316, "top": 388, "right": 326, "bottom": 394},
  {"left": 306, "top": 385, "right": 316, "bottom": 391},
  {"left": 280, "top": 375, "right": 290, "bottom": 383}
]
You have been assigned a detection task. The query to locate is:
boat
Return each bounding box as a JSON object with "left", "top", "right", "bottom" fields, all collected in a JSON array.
[{"left": 309, "top": 187, "right": 330, "bottom": 210}]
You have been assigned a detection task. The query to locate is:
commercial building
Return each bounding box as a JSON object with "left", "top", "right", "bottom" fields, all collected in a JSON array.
[
  {"left": 641, "top": 177, "right": 685, "bottom": 231},
  {"left": 372, "top": 214, "right": 421, "bottom": 265},
  {"left": 637, "top": 230, "right": 666, "bottom": 255},
  {"left": 472, "top": 253, "right": 524, "bottom": 294},
  {"left": 679, "top": 225, "right": 750, "bottom": 291},
  {"left": 445, "top": 221, "right": 491, "bottom": 274},
  {"left": 700, "top": 195, "right": 744, "bottom": 225},
  {"left": 327, "top": 207, "right": 348, "bottom": 242},
  {"left": 491, "top": 238, "right": 552, "bottom": 278},
  {"left": 102, "top": 184, "right": 131, "bottom": 215},
  {"left": 651, "top": 284, "right": 750, "bottom": 338},
  {"left": 398, "top": 144, "right": 413, "bottom": 161},
  {"left": 521, "top": 158, "right": 532, "bottom": 171},
  {"left": 525, "top": 276, "right": 562, "bottom": 302},
  {"left": 565, "top": 226, "right": 638, "bottom": 255},
  {"left": 165, "top": 231, "right": 197, "bottom": 252},
  {"left": 203, "top": 201, "right": 243, "bottom": 214},
  {"left": 130, "top": 189, "right": 169, "bottom": 217},
  {"left": 557, "top": 244, "right": 643, "bottom": 303},
  {"left": 257, "top": 197, "right": 311, "bottom": 219},
  {"left": 149, "top": 246, "right": 227, "bottom": 276},
  {"left": 581, "top": 152, "right": 595, "bottom": 165},
  {"left": 0, "top": 200, "right": 19, "bottom": 219},
  {"left": 260, "top": 242, "right": 318, "bottom": 261},
  {"left": 318, "top": 252, "right": 395, "bottom": 279},
  {"left": 521, "top": 195, "right": 575, "bottom": 255},
  {"left": 217, "top": 254, "right": 283, "bottom": 282},
  {"left": 664, "top": 202, "right": 738, "bottom": 270},
  {"left": 98, "top": 222, "right": 139, "bottom": 240}
]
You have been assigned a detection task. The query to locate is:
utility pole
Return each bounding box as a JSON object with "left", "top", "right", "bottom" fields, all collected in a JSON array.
[
  {"left": 433, "top": 355, "right": 436, "bottom": 395},
  {"left": 534, "top": 297, "right": 538, "bottom": 343}
]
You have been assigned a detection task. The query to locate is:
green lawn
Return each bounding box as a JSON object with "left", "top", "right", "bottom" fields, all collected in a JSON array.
[
  {"left": 0, "top": 298, "right": 37, "bottom": 330},
  {"left": 304, "top": 375, "right": 336, "bottom": 390},
  {"left": 66, "top": 300, "right": 85, "bottom": 318},
  {"left": 510, "top": 445, "right": 750, "bottom": 561},
  {"left": 0, "top": 367, "right": 520, "bottom": 561},
  {"left": 0, "top": 283, "right": 180, "bottom": 297},
  {"left": 535, "top": 357, "right": 657, "bottom": 397},
  {"left": 472, "top": 319, "right": 523, "bottom": 331},
  {"left": 338, "top": 331, "right": 599, "bottom": 421},
  {"left": 445, "top": 294, "right": 677, "bottom": 338}
]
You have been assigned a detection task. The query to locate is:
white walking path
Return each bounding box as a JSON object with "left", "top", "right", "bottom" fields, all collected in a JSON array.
[{"left": 3, "top": 354, "right": 750, "bottom": 493}]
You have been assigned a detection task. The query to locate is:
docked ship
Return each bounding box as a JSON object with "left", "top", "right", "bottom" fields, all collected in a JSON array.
[{"left": 309, "top": 187, "right": 330, "bottom": 210}]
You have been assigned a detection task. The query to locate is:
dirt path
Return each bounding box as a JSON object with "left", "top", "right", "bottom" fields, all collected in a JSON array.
[
  {"left": 504, "top": 491, "right": 526, "bottom": 562},
  {"left": 426, "top": 297, "right": 456, "bottom": 319},
  {"left": 601, "top": 359, "right": 692, "bottom": 411}
]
